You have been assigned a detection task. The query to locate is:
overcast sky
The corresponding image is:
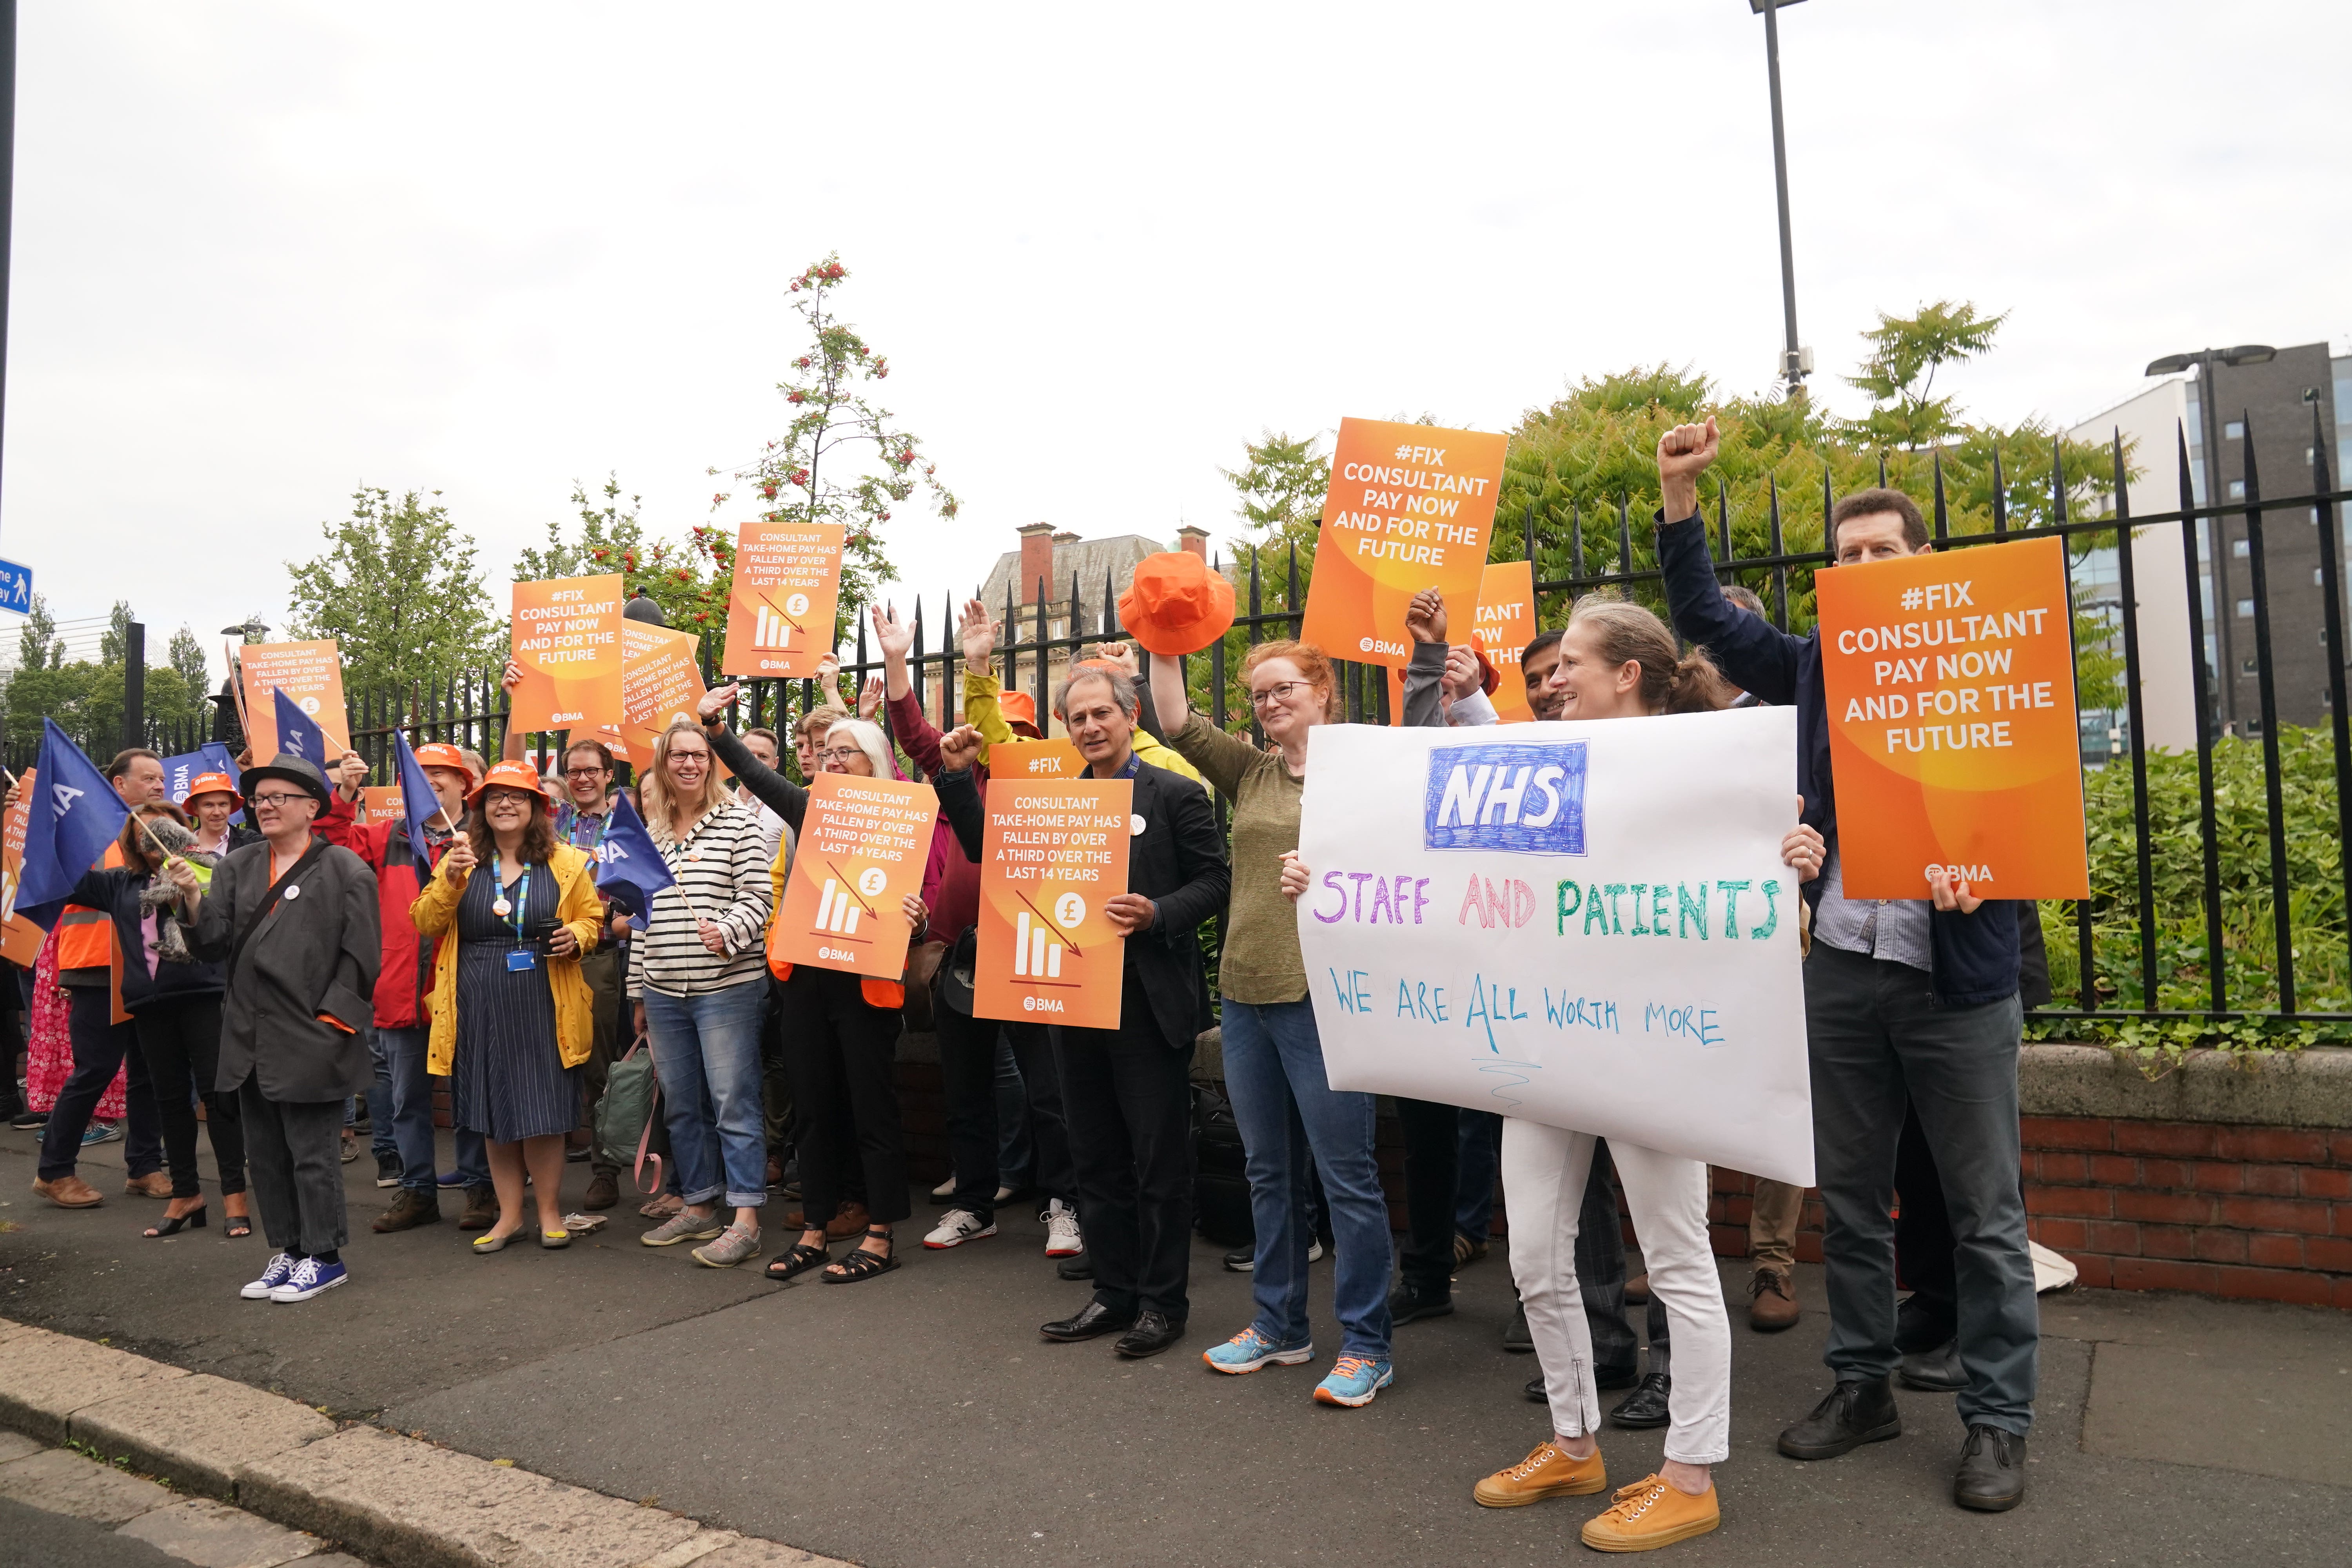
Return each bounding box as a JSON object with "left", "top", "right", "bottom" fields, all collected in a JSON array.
[{"left": 6, "top": 1, "right": 2347, "bottom": 679}]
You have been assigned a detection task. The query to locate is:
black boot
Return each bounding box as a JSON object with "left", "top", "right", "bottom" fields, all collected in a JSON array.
[
  {"left": 1953, "top": 1424, "right": 2026, "bottom": 1512},
  {"left": 1899, "top": 1337, "right": 1967, "bottom": 1392},
  {"left": 1609, "top": 1371, "right": 1672, "bottom": 1429},
  {"left": 1777, "top": 1375, "right": 1902, "bottom": 1460}
]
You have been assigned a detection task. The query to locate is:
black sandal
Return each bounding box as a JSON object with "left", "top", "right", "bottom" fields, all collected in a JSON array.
[
  {"left": 766, "top": 1241, "right": 831, "bottom": 1283},
  {"left": 224, "top": 1207, "right": 252, "bottom": 1239},
  {"left": 821, "top": 1227, "right": 900, "bottom": 1284},
  {"left": 144, "top": 1204, "right": 206, "bottom": 1238}
]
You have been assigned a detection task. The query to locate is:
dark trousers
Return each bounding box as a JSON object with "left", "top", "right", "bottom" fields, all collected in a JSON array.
[
  {"left": 1054, "top": 973, "right": 1194, "bottom": 1321},
  {"left": 1805, "top": 942, "right": 2037, "bottom": 1435},
  {"left": 1577, "top": 1140, "right": 1672, "bottom": 1376},
  {"left": 1396, "top": 1097, "right": 1459, "bottom": 1297},
  {"left": 1895, "top": 1102, "right": 1958, "bottom": 1349},
  {"left": 575, "top": 946, "right": 624, "bottom": 1180},
  {"left": 937, "top": 988, "right": 1071, "bottom": 1224},
  {"left": 779, "top": 967, "right": 908, "bottom": 1227},
  {"left": 760, "top": 976, "right": 793, "bottom": 1162},
  {"left": 237, "top": 1083, "right": 348, "bottom": 1256},
  {"left": 132, "top": 996, "right": 245, "bottom": 1199},
  {"left": 40, "top": 987, "right": 163, "bottom": 1181}
]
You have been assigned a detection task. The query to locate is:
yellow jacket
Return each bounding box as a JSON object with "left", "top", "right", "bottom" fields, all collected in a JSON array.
[
  {"left": 412, "top": 842, "right": 605, "bottom": 1076},
  {"left": 963, "top": 670, "right": 1206, "bottom": 788}
]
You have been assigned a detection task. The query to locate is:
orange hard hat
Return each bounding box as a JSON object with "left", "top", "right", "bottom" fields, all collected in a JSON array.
[
  {"left": 414, "top": 742, "right": 478, "bottom": 783},
  {"left": 997, "top": 690, "right": 1043, "bottom": 739},
  {"left": 1117, "top": 551, "right": 1236, "bottom": 657},
  {"left": 465, "top": 760, "right": 553, "bottom": 806},
  {"left": 181, "top": 773, "right": 242, "bottom": 810}
]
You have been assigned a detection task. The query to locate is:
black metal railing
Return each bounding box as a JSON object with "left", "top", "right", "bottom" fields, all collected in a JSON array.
[{"left": 38, "top": 414, "right": 2352, "bottom": 1039}]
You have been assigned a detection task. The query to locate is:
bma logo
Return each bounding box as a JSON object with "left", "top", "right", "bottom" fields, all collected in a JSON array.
[{"left": 1422, "top": 742, "right": 1587, "bottom": 855}]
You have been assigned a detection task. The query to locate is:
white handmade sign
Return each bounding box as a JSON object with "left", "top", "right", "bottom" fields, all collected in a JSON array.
[{"left": 1296, "top": 708, "right": 1814, "bottom": 1186}]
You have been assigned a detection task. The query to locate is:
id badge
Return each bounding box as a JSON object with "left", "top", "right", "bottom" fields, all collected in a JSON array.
[{"left": 506, "top": 948, "right": 539, "bottom": 972}]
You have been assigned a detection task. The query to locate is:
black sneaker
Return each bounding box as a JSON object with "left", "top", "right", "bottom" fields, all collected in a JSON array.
[
  {"left": 1778, "top": 1375, "right": 1902, "bottom": 1460},
  {"left": 9, "top": 1111, "right": 46, "bottom": 1131},
  {"left": 374, "top": 1154, "right": 403, "bottom": 1190},
  {"left": 1223, "top": 1245, "right": 1253, "bottom": 1273},
  {"left": 1388, "top": 1279, "right": 1454, "bottom": 1326}
]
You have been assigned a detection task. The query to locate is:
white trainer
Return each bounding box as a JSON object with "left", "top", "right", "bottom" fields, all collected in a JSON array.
[
  {"left": 923, "top": 1209, "right": 996, "bottom": 1250},
  {"left": 1043, "top": 1200, "right": 1083, "bottom": 1258}
]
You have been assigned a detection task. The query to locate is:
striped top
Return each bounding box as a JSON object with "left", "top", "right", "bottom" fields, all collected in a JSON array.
[{"left": 624, "top": 797, "right": 774, "bottom": 998}]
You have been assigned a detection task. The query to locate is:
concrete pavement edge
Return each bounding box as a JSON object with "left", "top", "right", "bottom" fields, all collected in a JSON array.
[{"left": 0, "top": 1317, "right": 846, "bottom": 1568}]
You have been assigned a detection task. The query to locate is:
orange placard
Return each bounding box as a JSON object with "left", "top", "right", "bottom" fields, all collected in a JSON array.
[
  {"left": 768, "top": 771, "right": 938, "bottom": 980},
  {"left": 724, "top": 519, "right": 844, "bottom": 678},
  {"left": 1470, "top": 561, "right": 1537, "bottom": 723},
  {"left": 974, "top": 778, "right": 1132, "bottom": 1029},
  {"left": 510, "top": 575, "right": 624, "bottom": 734},
  {"left": 238, "top": 641, "right": 350, "bottom": 758},
  {"left": 1, "top": 766, "right": 44, "bottom": 967},
  {"left": 1298, "top": 417, "right": 1509, "bottom": 668},
  {"left": 1816, "top": 535, "right": 2088, "bottom": 899},
  {"left": 986, "top": 737, "right": 1086, "bottom": 780},
  {"left": 359, "top": 785, "right": 406, "bottom": 827},
  {"left": 620, "top": 621, "right": 710, "bottom": 769}
]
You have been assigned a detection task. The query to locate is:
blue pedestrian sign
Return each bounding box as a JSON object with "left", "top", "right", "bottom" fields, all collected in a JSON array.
[{"left": 0, "top": 559, "right": 30, "bottom": 614}]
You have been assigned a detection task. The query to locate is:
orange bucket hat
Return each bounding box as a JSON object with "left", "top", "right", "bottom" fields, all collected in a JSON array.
[
  {"left": 180, "top": 772, "right": 243, "bottom": 811},
  {"left": 413, "top": 742, "right": 479, "bottom": 783},
  {"left": 465, "top": 760, "right": 553, "bottom": 807},
  {"left": 996, "top": 690, "right": 1044, "bottom": 739},
  {"left": 1117, "top": 551, "right": 1236, "bottom": 657}
]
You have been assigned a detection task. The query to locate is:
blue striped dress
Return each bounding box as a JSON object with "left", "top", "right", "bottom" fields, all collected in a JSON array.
[{"left": 450, "top": 862, "right": 579, "bottom": 1143}]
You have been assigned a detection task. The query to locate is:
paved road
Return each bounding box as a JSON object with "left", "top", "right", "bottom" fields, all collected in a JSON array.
[{"left": 4, "top": 1125, "right": 2347, "bottom": 1567}]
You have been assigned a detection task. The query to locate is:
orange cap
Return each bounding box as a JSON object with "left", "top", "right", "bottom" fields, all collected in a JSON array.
[
  {"left": 1472, "top": 644, "right": 1501, "bottom": 696},
  {"left": 465, "top": 760, "right": 553, "bottom": 806},
  {"left": 996, "top": 690, "right": 1043, "bottom": 739},
  {"left": 1117, "top": 551, "right": 1236, "bottom": 657},
  {"left": 414, "top": 742, "right": 478, "bottom": 783},
  {"left": 181, "top": 773, "right": 242, "bottom": 810}
]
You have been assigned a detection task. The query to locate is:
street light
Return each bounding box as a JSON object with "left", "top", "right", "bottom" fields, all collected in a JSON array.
[
  {"left": 2143, "top": 344, "right": 2276, "bottom": 735},
  {"left": 1749, "top": 0, "right": 1811, "bottom": 393}
]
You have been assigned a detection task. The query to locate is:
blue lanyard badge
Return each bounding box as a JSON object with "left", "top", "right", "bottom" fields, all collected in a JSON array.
[{"left": 493, "top": 854, "right": 537, "bottom": 969}]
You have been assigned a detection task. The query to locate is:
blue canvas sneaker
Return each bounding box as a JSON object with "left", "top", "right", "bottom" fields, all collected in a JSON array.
[
  {"left": 1203, "top": 1325, "right": 1313, "bottom": 1375},
  {"left": 1313, "top": 1356, "right": 1395, "bottom": 1407},
  {"left": 270, "top": 1257, "right": 348, "bottom": 1303},
  {"left": 240, "top": 1253, "right": 296, "bottom": 1300}
]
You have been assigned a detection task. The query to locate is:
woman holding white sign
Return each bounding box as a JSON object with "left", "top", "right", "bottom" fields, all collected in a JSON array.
[{"left": 1145, "top": 633, "right": 1399, "bottom": 1410}]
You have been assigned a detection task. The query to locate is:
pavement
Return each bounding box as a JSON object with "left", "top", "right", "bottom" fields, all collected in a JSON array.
[{"left": 3, "top": 1122, "right": 2348, "bottom": 1568}]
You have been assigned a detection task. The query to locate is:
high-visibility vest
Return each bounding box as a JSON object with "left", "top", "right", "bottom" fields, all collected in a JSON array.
[{"left": 57, "top": 842, "right": 127, "bottom": 973}]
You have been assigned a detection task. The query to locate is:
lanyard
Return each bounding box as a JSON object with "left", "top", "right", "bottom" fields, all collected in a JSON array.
[{"left": 490, "top": 853, "right": 532, "bottom": 942}]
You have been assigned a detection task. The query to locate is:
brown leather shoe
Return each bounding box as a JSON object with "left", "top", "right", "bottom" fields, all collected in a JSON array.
[
  {"left": 458, "top": 1185, "right": 500, "bottom": 1230},
  {"left": 34, "top": 1174, "right": 104, "bottom": 1209},
  {"left": 1749, "top": 1266, "right": 1800, "bottom": 1332},
  {"left": 826, "top": 1200, "right": 871, "bottom": 1242},
  {"left": 124, "top": 1172, "right": 174, "bottom": 1199},
  {"left": 372, "top": 1188, "right": 442, "bottom": 1233},
  {"left": 582, "top": 1173, "right": 619, "bottom": 1212}
]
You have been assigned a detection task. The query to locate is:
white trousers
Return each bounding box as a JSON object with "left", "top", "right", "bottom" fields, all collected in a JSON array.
[{"left": 1501, "top": 1120, "right": 1731, "bottom": 1466}]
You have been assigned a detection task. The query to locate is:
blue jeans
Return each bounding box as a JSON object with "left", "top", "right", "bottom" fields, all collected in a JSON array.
[
  {"left": 642, "top": 982, "right": 769, "bottom": 1210},
  {"left": 364, "top": 1031, "right": 397, "bottom": 1163},
  {"left": 1220, "top": 997, "right": 1394, "bottom": 1361},
  {"left": 377, "top": 1025, "right": 487, "bottom": 1194}
]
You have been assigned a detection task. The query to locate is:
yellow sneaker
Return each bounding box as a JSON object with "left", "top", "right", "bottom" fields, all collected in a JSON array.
[
  {"left": 1473, "top": 1440, "right": 1608, "bottom": 1508},
  {"left": 1579, "top": 1474, "right": 1720, "bottom": 1552}
]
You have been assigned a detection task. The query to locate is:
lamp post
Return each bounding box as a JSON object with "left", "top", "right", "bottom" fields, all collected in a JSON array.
[
  {"left": 1750, "top": 0, "right": 1810, "bottom": 395},
  {"left": 2144, "top": 345, "right": 2276, "bottom": 731}
]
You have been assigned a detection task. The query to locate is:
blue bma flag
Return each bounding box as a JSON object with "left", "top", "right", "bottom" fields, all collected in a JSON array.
[
  {"left": 592, "top": 791, "right": 675, "bottom": 932},
  {"left": 391, "top": 731, "right": 452, "bottom": 860},
  {"left": 15, "top": 719, "right": 133, "bottom": 930},
  {"left": 272, "top": 688, "right": 332, "bottom": 768}
]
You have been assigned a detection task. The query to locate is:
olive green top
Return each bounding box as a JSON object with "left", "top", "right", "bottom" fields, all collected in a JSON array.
[{"left": 1166, "top": 711, "right": 1306, "bottom": 1005}]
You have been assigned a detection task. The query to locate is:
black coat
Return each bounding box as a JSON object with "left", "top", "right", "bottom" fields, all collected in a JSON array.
[
  {"left": 1101, "top": 760, "right": 1230, "bottom": 1051},
  {"left": 67, "top": 867, "right": 225, "bottom": 1011},
  {"left": 185, "top": 837, "right": 381, "bottom": 1102}
]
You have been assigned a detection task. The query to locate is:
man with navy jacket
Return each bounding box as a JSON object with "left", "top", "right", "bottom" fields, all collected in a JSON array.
[{"left": 1651, "top": 416, "right": 2036, "bottom": 1514}]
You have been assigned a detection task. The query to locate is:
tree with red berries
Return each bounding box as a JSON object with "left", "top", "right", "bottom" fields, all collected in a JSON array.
[
  {"left": 716, "top": 254, "right": 959, "bottom": 640},
  {"left": 516, "top": 475, "right": 737, "bottom": 650}
]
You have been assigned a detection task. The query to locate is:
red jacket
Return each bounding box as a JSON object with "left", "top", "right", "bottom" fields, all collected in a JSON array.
[{"left": 316, "top": 793, "right": 448, "bottom": 1029}]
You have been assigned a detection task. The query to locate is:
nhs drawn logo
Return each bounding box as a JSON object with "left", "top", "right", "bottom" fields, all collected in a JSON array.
[{"left": 1423, "top": 742, "right": 1587, "bottom": 855}]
